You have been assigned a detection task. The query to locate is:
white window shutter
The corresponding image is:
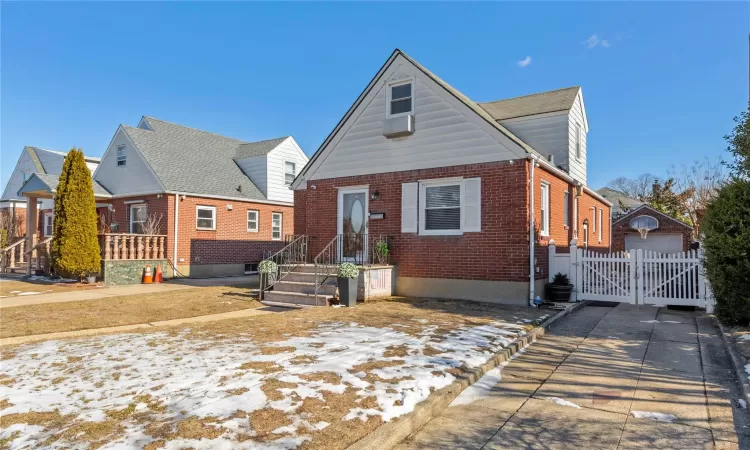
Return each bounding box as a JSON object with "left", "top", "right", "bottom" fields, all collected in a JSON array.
[
  {"left": 463, "top": 178, "right": 481, "bottom": 232},
  {"left": 401, "top": 182, "right": 418, "bottom": 233}
]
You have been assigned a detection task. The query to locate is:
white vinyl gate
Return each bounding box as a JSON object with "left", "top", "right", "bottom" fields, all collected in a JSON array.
[{"left": 548, "top": 242, "right": 712, "bottom": 311}]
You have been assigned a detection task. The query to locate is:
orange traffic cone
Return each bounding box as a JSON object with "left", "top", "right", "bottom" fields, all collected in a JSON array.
[
  {"left": 143, "top": 264, "right": 153, "bottom": 284},
  {"left": 155, "top": 264, "right": 163, "bottom": 283}
]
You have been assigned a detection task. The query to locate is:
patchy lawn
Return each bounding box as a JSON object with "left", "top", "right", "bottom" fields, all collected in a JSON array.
[
  {"left": 0, "top": 285, "right": 261, "bottom": 338},
  {"left": 0, "top": 278, "right": 98, "bottom": 298},
  {"left": 0, "top": 298, "right": 550, "bottom": 449}
]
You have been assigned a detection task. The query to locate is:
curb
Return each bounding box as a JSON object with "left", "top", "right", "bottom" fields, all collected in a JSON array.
[
  {"left": 717, "top": 320, "right": 750, "bottom": 410},
  {"left": 348, "top": 301, "right": 587, "bottom": 450}
]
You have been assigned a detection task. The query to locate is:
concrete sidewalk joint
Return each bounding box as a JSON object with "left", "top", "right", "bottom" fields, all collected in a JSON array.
[{"left": 347, "top": 301, "right": 586, "bottom": 450}]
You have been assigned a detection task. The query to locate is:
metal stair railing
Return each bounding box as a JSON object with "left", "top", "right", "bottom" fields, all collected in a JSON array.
[
  {"left": 313, "top": 235, "right": 341, "bottom": 306},
  {"left": 259, "top": 234, "right": 308, "bottom": 300}
]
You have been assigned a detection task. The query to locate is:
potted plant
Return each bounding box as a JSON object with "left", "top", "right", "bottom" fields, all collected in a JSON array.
[
  {"left": 546, "top": 272, "right": 574, "bottom": 302},
  {"left": 374, "top": 239, "right": 389, "bottom": 265},
  {"left": 85, "top": 273, "right": 98, "bottom": 284},
  {"left": 337, "top": 262, "right": 359, "bottom": 307},
  {"left": 258, "top": 259, "right": 278, "bottom": 293}
]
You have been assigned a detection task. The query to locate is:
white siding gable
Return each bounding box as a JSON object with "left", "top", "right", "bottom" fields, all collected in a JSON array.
[
  {"left": 235, "top": 155, "right": 267, "bottom": 196},
  {"left": 299, "top": 54, "right": 525, "bottom": 183},
  {"left": 568, "top": 91, "right": 588, "bottom": 184},
  {"left": 266, "top": 137, "right": 308, "bottom": 203},
  {"left": 2, "top": 150, "right": 40, "bottom": 201},
  {"left": 93, "top": 127, "right": 163, "bottom": 195},
  {"left": 499, "top": 111, "right": 570, "bottom": 171}
]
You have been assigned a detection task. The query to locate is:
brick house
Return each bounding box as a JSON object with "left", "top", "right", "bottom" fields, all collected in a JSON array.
[
  {"left": 611, "top": 204, "right": 693, "bottom": 254},
  {"left": 290, "top": 49, "right": 611, "bottom": 305},
  {"left": 10, "top": 117, "right": 308, "bottom": 278}
]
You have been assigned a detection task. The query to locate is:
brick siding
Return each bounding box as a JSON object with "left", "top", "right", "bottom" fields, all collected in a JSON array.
[
  {"left": 295, "top": 160, "right": 610, "bottom": 284},
  {"left": 107, "top": 194, "right": 293, "bottom": 266}
]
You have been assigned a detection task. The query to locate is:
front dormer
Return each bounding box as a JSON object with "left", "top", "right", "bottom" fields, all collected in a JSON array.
[
  {"left": 233, "top": 136, "right": 309, "bottom": 203},
  {"left": 479, "top": 87, "right": 589, "bottom": 185}
]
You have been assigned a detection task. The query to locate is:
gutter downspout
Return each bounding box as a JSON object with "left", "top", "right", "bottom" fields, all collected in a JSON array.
[
  {"left": 528, "top": 155, "right": 539, "bottom": 303},
  {"left": 173, "top": 193, "right": 180, "bottom": 277}
]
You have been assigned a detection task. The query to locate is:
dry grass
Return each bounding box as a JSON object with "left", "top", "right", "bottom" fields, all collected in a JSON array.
[
  {"left": 0, "top": 284, "right": 261, "bottom": 338},
  {"left": 2, "top": 297, "right": 546, "bottom": 450}
]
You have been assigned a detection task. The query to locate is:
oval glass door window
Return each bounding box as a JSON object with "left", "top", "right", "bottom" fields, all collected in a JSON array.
[{"left": 351, "top": 198, "right": 364, "bottom": 233}]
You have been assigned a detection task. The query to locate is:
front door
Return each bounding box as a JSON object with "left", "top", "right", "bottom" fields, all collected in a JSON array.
[{"left": 337, "top": 188, "right": 368, "bottom": 263}]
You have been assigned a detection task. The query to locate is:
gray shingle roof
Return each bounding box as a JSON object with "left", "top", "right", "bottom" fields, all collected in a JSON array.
[
  {"left": 235, "top": 137, "right": 288, "bottom": 159},
  {"left": 478, "top": 87, "right": 580, "bottom": 121},
  {"left": 17, "top": 173, "right": 112, "bottom": 198},
  {"left": 124, "top": 117, "right": 284, "bottom": 201},
  {"left": 596, "top": 187, "right": 644, "bottom": 215}
]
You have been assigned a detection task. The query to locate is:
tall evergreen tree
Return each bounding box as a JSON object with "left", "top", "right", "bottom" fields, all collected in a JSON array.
[
  {"left": 702, "top": 106, "right": 750, "bottom": 324},
  {"left": 52, "top": 149, "right": 101, "bottom": 278}
]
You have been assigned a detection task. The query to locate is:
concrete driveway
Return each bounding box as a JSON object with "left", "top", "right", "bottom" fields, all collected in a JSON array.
[{"left": 397, "top": 303, "right": 750, "bottom": 450}]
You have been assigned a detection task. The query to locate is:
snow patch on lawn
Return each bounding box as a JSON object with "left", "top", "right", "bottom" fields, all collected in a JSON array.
[
  {"left": 739, "top": 399, "right": 747, "bottom": 409},
  {"left": 0, "top": 319, "right": 533, "bottom": 448},
  {"left": 739, "top": 335, "right": 750, "bottom": 341},
  {"left": 745, "top": 364, "right": 750, "bottom": 377},
  {"left": 631, "top": 411, "right": 677, "bottom": 422},
  {"left": 545, "top": 397, "right": 581, "bottom": 409},
  {"left": 640, "top": 320, "right": 660, "bottom": 323}
]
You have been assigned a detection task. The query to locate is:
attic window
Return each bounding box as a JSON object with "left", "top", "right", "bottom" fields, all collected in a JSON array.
[
  {"left": 116, "top": 145, "right": 126, "bottom": 167},
  {"left": 284, "top": 161, "right": 296, "bottom": 185},
  {"left": 388, "top": 80, "right": 413, "bottom": 117}
]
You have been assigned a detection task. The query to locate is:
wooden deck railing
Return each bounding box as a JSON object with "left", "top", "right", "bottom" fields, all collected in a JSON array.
[
  {"left": 99, "top": 234, "right": 167, "bottom": 261},
  {"left": 1, "top": 237, "right": 27, "bottom": 271}
]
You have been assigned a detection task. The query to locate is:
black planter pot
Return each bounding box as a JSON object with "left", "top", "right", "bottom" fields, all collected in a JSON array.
[
  {"left": 338, "top": 276, "right": 359, "bottom": 307},
  {"left": 546, "top": 283, "right": 574, "bottom": 302}
]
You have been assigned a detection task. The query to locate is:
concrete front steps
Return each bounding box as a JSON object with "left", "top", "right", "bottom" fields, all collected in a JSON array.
[{"left": 261, "top": 264, "right": 337, "bottom": 308}]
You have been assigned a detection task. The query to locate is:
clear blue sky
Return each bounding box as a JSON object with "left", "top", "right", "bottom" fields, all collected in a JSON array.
[{"left": 2, "top": 2, "right": 747, "bottom": 189}]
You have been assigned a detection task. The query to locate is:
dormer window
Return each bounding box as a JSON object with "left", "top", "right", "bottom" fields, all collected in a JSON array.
[
  {"left": 284, "top": 161, "right": 296, "bottom": 185},
  {"left": 116, "top": 145, "right": 126, "bottom": 167},
  {"left": 388, "top": 80, "right": 413, "bottom": 117}
]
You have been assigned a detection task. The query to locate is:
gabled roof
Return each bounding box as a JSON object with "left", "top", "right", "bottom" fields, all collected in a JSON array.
[
  {"left": 121, "top": 117, "right": 286, "bottom": 202},
  {"left": 612, "top": 204, "right": 693, "bottom": 230},
  {"left": 235, "top": 137, "right": 289, "bottom": 159},
  {"left": 478, "top": 87, "right": 581, "bottom": 121},
  {"left": 17, "top": 173, "right": 112, "bottom": 198},
  {"left": 22, "top": 146, "right": 100, "bottom": 175},
  {"left": 596, "top": 187, "right": 644, "bottom": 212}
]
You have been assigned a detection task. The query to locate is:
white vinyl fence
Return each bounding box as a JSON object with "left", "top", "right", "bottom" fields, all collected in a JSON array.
[{"left": 548, "top": 240, "right": 714, "bottom": 312}]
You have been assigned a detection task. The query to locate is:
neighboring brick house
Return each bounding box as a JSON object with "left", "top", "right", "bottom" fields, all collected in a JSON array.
[
  {"left": 12, "top": 117, "right": 307, "bottom": 277},
  {"left": 611, "top": 204, "right": 693, "bottom": 254},
  {"left": 1, "top": 146, "right": 101, "bottom": 237},
  {"left": 291, "top": 49, "right": 611, "bottom": 305}
]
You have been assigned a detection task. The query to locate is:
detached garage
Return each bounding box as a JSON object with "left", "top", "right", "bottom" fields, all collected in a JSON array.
[{"left": 612, "top": 205, "right": 693, "bottom": 255}]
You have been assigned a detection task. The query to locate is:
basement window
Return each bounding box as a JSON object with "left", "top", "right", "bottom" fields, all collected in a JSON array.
[
  {"left": 117, "top": 145, "right": 126, "bottom": 167},
  {"left": 196, "top": 205, "right": 216, "bottom": 230}
]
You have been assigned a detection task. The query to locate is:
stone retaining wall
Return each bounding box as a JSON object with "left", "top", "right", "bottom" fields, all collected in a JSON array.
[{"left": 102, "top": 259, "right": 171, "bottom": 286}]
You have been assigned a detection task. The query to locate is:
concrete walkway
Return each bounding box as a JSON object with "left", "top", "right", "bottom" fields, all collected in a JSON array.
[
  {"left": 0, "top": 304, "right": 282, "bottom": 346},
  {"left": 397, "top": 304, "right": 750, "bottom": 450},
  {"left": 0, "top": 275, "right": 258, "bottom": 309}
]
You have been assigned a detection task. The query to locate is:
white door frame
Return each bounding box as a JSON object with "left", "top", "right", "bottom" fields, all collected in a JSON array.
[{"left": 337, "top": 187, "right": 369, "bottom": 263}]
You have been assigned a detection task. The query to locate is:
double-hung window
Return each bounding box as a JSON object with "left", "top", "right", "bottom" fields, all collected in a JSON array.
[
  {"left": 563, "top": 191, "right": 570, "bottom": 228},
  {"left": 284, "top": 161, "right": 296, "bottom": 185},
  {"left": 271, "top": 213, "right": 282, "bottom": 240},
  {"left": 44, "top": 214, "right": 54, "bottom": 236},
  {"left": 196, "top": 205, "right": 216, "bottom": 230},
  {"left": 388, "top": 80, "right": 413, "bottom": 117},
  {"left": 247, "top": 210, "right": 259, "bottom": 232},
  {"left": 598, "top": 208, "right": 603, "bottom": 243},
  {"left": 540, "top": 182, "right": 550, "bottom": 237},
  {"left": 130, "top": 204, "right": 147, "bottom": 234},
  {"left": 592, "top": 207, "right": 597, "bottom": 233},
  {"left": 117, "top": 145, "right": 126, "bottom": 167},
  {"left": 420, "top": 181, "right": 461, "bottom": 235}
]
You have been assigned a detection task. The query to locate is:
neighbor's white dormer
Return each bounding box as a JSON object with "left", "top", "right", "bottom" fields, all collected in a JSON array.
[
  {"left": 233, "top": 136, "right": 308, "bottom": 203},
  {"left": 479, "top": 87, "right": 589, "bottom": 185}
]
